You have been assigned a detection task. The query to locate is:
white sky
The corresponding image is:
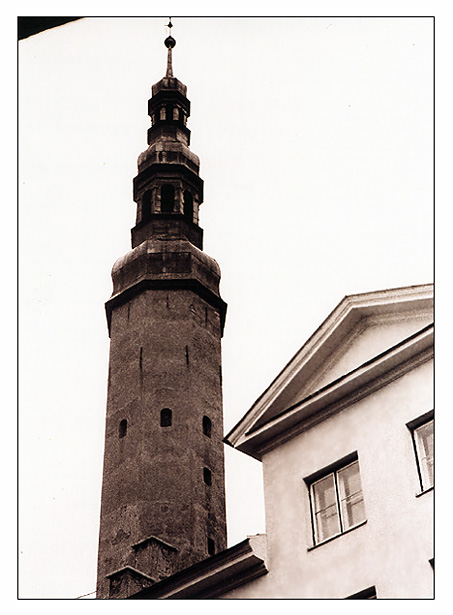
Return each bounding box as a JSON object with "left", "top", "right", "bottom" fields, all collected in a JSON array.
[{"left": 17, "top": 10, "right": 437, "bottom": 603}]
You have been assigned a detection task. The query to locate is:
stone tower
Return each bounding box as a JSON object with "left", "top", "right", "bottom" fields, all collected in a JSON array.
[{"left": 96, "top": 25, "right": 227, "bottom": 599}]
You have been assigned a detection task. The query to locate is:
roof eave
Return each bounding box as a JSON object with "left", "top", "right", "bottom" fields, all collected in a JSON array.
[
  {"left": 128, "top": 535, "right": 268, "bottom": 599},
  {"left": 229, "top": 325, "right": 433, "bottom": 461},
  {"left": 225, "top": 284, "right": 433, "bottom": 450}
]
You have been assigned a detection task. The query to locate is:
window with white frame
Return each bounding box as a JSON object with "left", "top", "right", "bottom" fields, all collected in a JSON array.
[
  {"left": 309, "top": 457, "right": 366, "bottom": 545},
  {"left": 413, "top": 417, "right": 434, "bottom": 491}
]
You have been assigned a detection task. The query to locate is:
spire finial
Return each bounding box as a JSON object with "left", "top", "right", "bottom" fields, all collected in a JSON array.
[{"left": 164, "top": 18, "right": 176, "bottom": 78}]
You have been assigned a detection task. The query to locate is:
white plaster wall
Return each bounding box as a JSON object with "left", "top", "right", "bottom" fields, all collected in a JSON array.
[{"left": 222, "top": 359, "right": 433, "bottom": 599}]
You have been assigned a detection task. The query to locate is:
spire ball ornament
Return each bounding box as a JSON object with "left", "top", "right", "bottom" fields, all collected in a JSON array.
[{"left": 164, "top": 35, "right": 176, "bottom": 49}]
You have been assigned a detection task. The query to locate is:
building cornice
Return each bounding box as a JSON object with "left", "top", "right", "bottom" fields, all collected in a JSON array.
[{"left": 128, "top": 535, "right": 268, "bottom": 599}]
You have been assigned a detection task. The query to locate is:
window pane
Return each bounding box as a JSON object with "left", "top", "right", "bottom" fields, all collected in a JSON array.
[
  {"left": 415, "top": 420, "right": 434, "bottom": 490},
  {"left": 312, "top": 474, "right": 340, "bottom": 542},
  {"left": 337, "top": 461, "right": 366, "bottom": 530}
]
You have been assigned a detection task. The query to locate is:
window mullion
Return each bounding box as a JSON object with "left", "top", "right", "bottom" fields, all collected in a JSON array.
[{"left": 333, "top": 470, "right": 343, "bottom": 533}]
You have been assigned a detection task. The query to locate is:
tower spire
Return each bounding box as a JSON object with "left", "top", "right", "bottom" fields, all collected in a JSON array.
[{"left": 165, "top": 18, "right": 175, "bottom": 78}]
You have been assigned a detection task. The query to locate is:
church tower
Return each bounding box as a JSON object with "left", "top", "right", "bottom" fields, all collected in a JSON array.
[{"left": 96, "top": 23, "right": 227, "bottom": 599}]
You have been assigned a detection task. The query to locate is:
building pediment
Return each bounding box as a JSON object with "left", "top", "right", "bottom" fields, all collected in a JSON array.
[{"left": 225, "top": 284, "right": 433, "bottom": 460}]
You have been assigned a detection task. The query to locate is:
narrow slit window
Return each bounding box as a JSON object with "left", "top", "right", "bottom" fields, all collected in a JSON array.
[
  {"left": 119, "top": 419, "right": 128, "bottom": 439},
  {"left": 207, "top": 538, "right": 215, "bottom": 555},
  {"left": 203, "top": 416, "right": 212, "bottom": 438},
  {"left": 203, "top": 467, "right": 212, "bottom": 486},
  {"left": 160, "top": 408, "right": 172, "bottom": 427}
]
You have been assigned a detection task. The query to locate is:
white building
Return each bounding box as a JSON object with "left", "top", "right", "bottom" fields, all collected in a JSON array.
[{"left": 130, "top": 283, "right": 433, "bottom": 599}]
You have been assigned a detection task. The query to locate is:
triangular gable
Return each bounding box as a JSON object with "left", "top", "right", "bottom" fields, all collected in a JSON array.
[{"left": 225, "top": 284, "right": 433, "bottom": 458}]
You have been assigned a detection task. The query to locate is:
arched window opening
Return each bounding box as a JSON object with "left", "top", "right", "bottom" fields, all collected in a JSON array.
[
  {"left": 173, "top": 106, "right": 179, "bottom": 120},
  {"left": 161, "top": 185, "right": 175, "bottom": 213},
  {"left": 203, "top": 416, "right": 212, "bottom": 438},
  {"left": 119, "top": 419, "right": 128, "bottom": 439},
  {"left": 203, "top": 467, "right": 212, "bottom": 486},
  {"left": 179, "top": 108, "right": 186, "bottom": 124},
  {"left": 183, "top": 190, "right": 193, "bottom": 222},
  {"left": 207, "top": 538, "right": 215, "bottom": 555},
  {"left": 142, "top": 190, "right": 152, "bottom": 222},
  {"left": 160, "top": 107, "right": 166, "bottom": 121},
  {"left": 160, "top": 408, "right": 172, "bottom": 427}
]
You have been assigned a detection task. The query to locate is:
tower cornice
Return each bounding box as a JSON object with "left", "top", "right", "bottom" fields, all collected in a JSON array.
[{"left": 105, "top": 278, "right": 227, "bottom": 338}]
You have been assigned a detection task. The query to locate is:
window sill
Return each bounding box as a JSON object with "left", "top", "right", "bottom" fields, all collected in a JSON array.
[
  {"left": 307, "top": 520, "right": 367, "bottom": 551},
  {"left": 416, "top": 485, "right": 434, "bottom": 498}
]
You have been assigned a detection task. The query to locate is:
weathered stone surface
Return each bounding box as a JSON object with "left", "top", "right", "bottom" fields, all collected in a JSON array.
[
  {"left": 106, "top": 566, "right": 155, "bottom": 599},
  {"left": 97, "top": 285, "right": 227, "bottom": 598}
]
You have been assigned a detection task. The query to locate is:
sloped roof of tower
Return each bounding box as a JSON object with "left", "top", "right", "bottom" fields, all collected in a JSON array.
[{"left": 225, "top": 284, "right": 433, "bottom": 460}]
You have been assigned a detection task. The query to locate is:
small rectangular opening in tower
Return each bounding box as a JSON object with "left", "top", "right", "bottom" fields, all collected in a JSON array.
[{"left": 203, "top": 467, "right": 212, "bottom": 486}]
